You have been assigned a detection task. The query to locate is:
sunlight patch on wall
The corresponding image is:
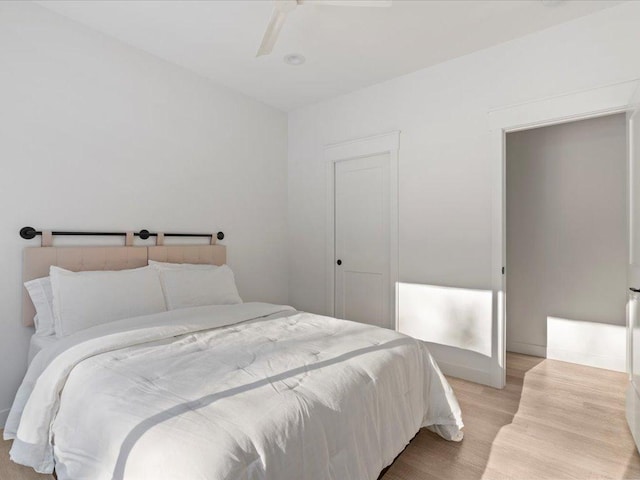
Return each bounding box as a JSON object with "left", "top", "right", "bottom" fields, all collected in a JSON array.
[
  {"left": 397, "top": 282, "right": 492, "bottom": 357},
  {"left": 547, "top": 316, "right": 625, "bottom": 372}
]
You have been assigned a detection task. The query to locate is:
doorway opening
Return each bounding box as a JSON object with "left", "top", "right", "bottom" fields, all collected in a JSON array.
[{"left": 504, "top": 114, "right": 627, "bottom": 369}]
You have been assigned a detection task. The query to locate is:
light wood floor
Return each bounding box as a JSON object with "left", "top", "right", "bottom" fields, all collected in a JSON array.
[
  {"left": 0, "top": 431, "right": 51, "bottom": 480},
  {"left": 383, "top": 353, "right": 640, "bottom": 480},
  {"left": 2, "top": 353, "right": 639, "bottom": 479}
]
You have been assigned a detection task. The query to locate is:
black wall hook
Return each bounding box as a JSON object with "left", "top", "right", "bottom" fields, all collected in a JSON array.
[{"left": 20, "top": 226, "right": 37, "bottom": 240}]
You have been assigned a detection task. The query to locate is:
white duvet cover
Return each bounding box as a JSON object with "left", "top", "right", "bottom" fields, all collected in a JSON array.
[{"left": 5, "top": 303, "right": 463, "bottom": 480}]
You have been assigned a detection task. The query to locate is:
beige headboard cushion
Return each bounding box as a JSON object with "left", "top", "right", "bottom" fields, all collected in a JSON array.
[
  {"left": 148, "top": 245, "right": 226, "bottom": 266},
  {"left": 22, "top": 244, "right": 226, "bottom": 327}
]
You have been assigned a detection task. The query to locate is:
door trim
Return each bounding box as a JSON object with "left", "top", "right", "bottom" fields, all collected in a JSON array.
[
  {"left": 488, "top": 78, "right": 640, "bottom": 389},
  {"left": 325, "top": 131, "right": 400, "bottom": 329}
]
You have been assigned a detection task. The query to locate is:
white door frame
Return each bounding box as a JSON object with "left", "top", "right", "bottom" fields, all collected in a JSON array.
[
  {"left": 488, "top": 78, "right": 640, "bottom": 389},
  {"left": 325, "top": 131, "right": 400, "bottom": 329}
]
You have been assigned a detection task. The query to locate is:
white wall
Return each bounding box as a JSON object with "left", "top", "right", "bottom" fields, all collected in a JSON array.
[
  {"left": 506, "top": 114, "right": 627, "bottom": 356},
  {"left": 0, "top": 1, "right": 288, "bottom": 423},
  {"left": 288, "top": 2, "right": 640, "bottom": 380}
]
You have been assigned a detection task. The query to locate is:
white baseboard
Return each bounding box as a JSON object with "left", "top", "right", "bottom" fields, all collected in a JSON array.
[
  {"left": 507, "top": 341, "right": 546, "bottom": 358},
  {"left": 0, "top": 408, "right": 9, "bottom": 429},
  {"left": 546, "top": 317, "right": 625, "bottom": 372},
  {"left": 437, "top": 360, "right": 494, "bottom": 387},
  {"left": 548, "top": 347, "right": 625, "bottom": 372}
]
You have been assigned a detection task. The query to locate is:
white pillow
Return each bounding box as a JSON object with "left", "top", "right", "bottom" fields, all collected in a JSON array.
[
  {"left": 24, "top": 277, "right": 56, "bottom": 336},
  {"left": 159, "top": 264, "right": 242, "bottom": 310},
  {"left": 50, "top": 266, "right": 167, "bottom": 337},
  {"left": 148, "top": 260, "right": 218, "bottom": 270}
]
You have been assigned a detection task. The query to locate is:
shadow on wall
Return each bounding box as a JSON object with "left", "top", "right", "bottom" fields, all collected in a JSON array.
[{"left": 397, "top": 282, "right": 492, "bottom": 357}]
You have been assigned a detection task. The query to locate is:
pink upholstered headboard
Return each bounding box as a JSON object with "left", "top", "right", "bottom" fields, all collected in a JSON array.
[{"left": 22, "top": 244, "right": 226, "bottom": 327}]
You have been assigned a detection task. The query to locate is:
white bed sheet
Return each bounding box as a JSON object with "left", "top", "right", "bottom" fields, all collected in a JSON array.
[
  {"left": 27, "top": 335, "right": 59, "bottom": 365},
  {"left": 6, "top": 303, "right": 463, "bottom": 480}
]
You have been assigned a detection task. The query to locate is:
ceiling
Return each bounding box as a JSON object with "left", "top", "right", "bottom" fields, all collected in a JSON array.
[{"left": 38, "top": 0, "right": 623, "bottom": 111}]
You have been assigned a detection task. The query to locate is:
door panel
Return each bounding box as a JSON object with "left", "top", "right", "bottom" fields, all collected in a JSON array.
[
  {"left": 627, "top": 102, "right": 640, "bottom": 452},
  {"left": 631, "top": 293, "right": 640, "bottom": 386},
  {"left": 344, "top": 271, "right": 384, "bottom": 326},
  {"left": 630, "top": 107, "right": 640, "bottom": 288},
  {"left": 335, "top": 153, "right": 390, "bottom": 328},
  {"left": 629, "top": 106, "right": 640, "bottom": 386}
]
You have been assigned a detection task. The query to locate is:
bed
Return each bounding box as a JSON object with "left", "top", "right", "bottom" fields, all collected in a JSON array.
[
  {"left": 27, "top": 334, "right": 58, "bottom": 364},
  {"left": 5, "top": 243, "right": 463, "bottom": 480}
]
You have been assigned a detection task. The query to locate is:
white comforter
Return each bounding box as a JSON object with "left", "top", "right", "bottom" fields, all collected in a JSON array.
[{"left": 5, "top": 303, "right": 463, "bottom": 480}]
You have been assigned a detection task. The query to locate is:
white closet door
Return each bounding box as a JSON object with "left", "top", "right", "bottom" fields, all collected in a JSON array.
[
  {"left": 334, "top": 153, "right": 391, "bottom": 328},
  {"left": 629, "top": 105, "right": 640, "bottom": 301},
  {"left": 629, "top": 104, "right": 640, "bottom": 384},
  {"left": 627, "top": 101, "right": 640, "bottom": 453}
]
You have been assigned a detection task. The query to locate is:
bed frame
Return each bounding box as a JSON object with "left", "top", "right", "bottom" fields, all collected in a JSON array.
[{"left": 22, "top": 242, "right": 226, "bottom": 327}]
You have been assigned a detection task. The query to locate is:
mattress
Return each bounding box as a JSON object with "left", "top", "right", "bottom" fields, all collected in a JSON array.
[
  {"left": 7, "top": 302, "right": 463, "bottom": 480},
  {"left": 27, "top": 334, "right": 59, "bottom": 365}
]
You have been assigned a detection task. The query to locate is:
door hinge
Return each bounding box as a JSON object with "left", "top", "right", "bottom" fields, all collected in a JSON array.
[{"left": 502, "top": 267, "right": 505, "bottom": 275}]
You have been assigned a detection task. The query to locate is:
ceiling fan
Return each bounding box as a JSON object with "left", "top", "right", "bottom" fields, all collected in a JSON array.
[{"left": 256, "top": 0, "right": 393, "bottom": 57}]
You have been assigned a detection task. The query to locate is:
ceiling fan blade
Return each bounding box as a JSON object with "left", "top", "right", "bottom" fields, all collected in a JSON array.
[
  {"left": 299, "top": 0, "right": 392, "bottom": 6},
  {"left": 256, "top": 0, "right": 298, "bottom": 57}
]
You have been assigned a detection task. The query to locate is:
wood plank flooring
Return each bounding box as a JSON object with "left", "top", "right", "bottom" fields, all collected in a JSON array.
[
  {"left": 2, "top": 353, "right": 638, "bottom": 479},
  {"left": 383, "top": 353, "right": 640, "bottom": 480},
  {"left": 0, "top": 431, "right": 51, "bottom": 480}
]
